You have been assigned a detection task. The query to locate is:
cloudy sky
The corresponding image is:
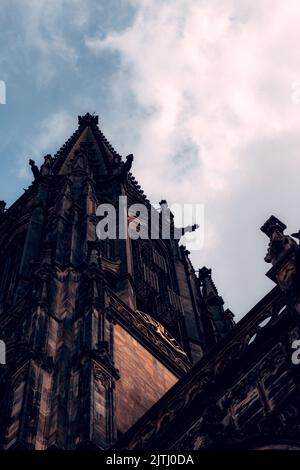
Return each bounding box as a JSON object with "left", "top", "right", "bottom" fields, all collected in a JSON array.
[{"left": 1, "top": 0, "right": 300, "bottom": 319}]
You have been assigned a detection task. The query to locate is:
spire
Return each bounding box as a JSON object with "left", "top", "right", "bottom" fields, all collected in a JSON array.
[
  {"left": 199, "top": 266, "right": 223, "bottom": 305},
  {"left": 26, "top": 113, "right": 125, "bottom": 179},
  {"left": 224, "top": 308, "right": 235, "bottom": 329},
  {"left": 199, "top": 266, "right": 234, "bottom": 344}
]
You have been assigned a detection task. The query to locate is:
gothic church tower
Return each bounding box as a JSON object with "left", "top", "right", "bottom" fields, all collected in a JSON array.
[{"left": 0, "top": 114, "right": 233, "bottom": 449}]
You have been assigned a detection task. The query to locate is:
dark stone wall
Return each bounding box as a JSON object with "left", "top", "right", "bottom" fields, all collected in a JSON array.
[{"left": 0, "top": 114, "right": 229, "bottom": 449}]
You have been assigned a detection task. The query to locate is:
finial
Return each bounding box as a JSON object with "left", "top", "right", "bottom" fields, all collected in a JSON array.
[
  {"left": 43, "top": 154, "right": 53, "bottom": 164},
  {"left": 41, "top": 154, "right": 53, "bottom": 175},
  {"left": 159, "top": 199, "right": 175, "bottom": 231},
  {"left": 224, "top": 308, "right": 235, "bottom": 328},
  {"left": 159, "top": 199, "right": 168, "bottom": 206},
  {"left": 199, "top": 266, "right": 223, "bottom": 305},
  {"left": 78, "top": 113, "right": 99, "bottom": 127},
  {"left": 199, "top": 266, "right": 212, "bottom": 279}
]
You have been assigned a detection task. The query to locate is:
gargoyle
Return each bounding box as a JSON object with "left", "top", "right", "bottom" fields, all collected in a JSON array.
[
  {"left": 119, "top": 154, "right": 134, "bottom": 180},
  {"left": 174, "top": 224, "right": 199, "bottom": 239},
  {"left": 29, "top": 159, "right": 41, "bottom": 181}
]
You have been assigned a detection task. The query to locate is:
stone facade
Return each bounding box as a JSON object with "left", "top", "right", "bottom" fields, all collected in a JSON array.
[
  {"left": 1, "top": 114, "right": 296, "bottom": 451},
  {"left": 0, "top": 114, "right": 232, "bottom": 449},
  {"left": 115, "top": 217, "right": 300, "bottom": 450}
]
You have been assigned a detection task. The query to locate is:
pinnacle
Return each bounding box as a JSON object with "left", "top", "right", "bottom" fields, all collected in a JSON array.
[{"left": 78, "top": 112, "right": 99, "bottom": 127}]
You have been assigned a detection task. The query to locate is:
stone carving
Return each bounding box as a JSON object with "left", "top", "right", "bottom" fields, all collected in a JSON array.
[{"left": 261, "top": 215, "right": 297, "bottom": 266}]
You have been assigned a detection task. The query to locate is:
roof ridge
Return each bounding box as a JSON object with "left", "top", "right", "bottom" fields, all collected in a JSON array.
[
  {"left": 51, "top": 113, "right": 123, "bottom": 173},
  {"left": 128, "top": 172, "right": 151, "bottom": 204}
]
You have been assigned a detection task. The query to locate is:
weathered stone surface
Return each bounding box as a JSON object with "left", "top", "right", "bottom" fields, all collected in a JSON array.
[
  {"left": 114, "top": 324, "right": 177, "bottom": 434},
  {"left": 114, "top": 220, "right": 300, "bottom": 450},
  {"left": 0, "top": 114, "right": 230, "bottom": 449}
]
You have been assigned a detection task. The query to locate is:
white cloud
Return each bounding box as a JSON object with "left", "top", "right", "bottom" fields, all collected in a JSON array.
[
  {"left": 6, "top": 0, "right": 94, "bottom": 84},
  {"left": 86, "top": 0, "right": 300, "bottom": 317},
  {"left": 34, "top": 110, "right": 74, "bottom": 157},
  {"left": 17, "top": 111, "right": 74, "bottom": 178}
]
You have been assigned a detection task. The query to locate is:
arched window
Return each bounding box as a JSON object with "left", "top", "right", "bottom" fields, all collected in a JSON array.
[{"left": 0, "top": 232, "right": 26, "bottom": 306}]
